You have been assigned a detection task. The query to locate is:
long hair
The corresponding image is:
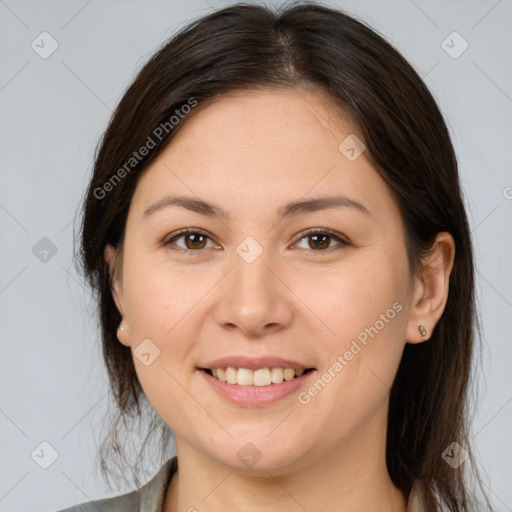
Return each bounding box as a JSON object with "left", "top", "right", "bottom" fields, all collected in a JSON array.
[{"left": 77, "top": 3, "right": 490, "bottom": 509}]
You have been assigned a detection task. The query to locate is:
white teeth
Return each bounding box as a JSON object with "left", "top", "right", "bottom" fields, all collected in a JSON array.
[
  {"left": 237, "top": 368, "right": 253, "bottom": 386},
  {"left": 253, "top": 368, "right": 271, "bottom": 386},
  {"left": 283, "top": 368, "right": 295, "bottom": 381},
  {"left": 225, "top": 367, "right": 238, "bottom": 384},
  {"left": 208, "top": 366, "right": 308, "bottom": 386},
  {"left": 271, "top": 367, "right": 284, "bottom": 383}
]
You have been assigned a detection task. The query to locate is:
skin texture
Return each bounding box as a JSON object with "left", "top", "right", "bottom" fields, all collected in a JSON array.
[{"left": 105, "top": 88, "right": 455, "bottom": 512}]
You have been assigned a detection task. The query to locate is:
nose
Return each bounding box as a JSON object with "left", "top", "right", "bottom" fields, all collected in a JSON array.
[{"left": 214, "top": 249, "right": 294, "bottom": 338}]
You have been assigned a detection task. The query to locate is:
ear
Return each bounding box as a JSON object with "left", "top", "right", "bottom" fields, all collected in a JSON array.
[
  {"left": 104, "top": 244, "right": 131, "bottom": 347},
  {"left": 405, "top": 232, "right": 455, "bottom": 344}
]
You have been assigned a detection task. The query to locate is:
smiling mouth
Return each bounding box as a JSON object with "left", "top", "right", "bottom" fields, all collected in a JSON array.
[{"left": 201, "top": 367, "right": 315, "bottom": 387}]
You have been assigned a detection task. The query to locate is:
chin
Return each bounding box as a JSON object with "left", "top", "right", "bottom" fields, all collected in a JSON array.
[{"left": 207, "top": 438, "right": 311, "bottom": 475}]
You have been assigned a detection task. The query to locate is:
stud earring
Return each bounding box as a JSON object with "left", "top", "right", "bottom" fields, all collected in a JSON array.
[
  {"left": 117, "top": 324, "right": 126, "bottom": 332},
  {"left": 418, "top": 325, "right": 427, "bottom": 337}
]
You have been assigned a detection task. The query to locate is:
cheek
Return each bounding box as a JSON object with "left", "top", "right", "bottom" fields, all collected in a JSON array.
[
  {"left": 119, "top": 252, "right": 200, "bottom": 389},
  {"left": 298, "top": 249, "right": 407, "bottom": 346},
  {"left": 300, "top": 250, "right": 408, "bottom": 422},
  {"left": 122, "top": 248, "right": 207, "bottom": 338},
  {"left": 119, "top": 257, "right": 206, "bottom": 429}
]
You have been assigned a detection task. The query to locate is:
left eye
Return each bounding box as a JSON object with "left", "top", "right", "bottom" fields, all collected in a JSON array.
[
  {"left": 161, "top": 228, "right": 350, "bottom": 254},
  {"left": 294, "top": 229, "right": 350, "bottom": 251}
]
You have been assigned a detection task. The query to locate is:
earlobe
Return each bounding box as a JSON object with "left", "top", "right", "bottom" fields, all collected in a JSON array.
[
  {"left": 116, "top": 323, "right": 131, "bottom": 347},
  {"left": 405, "top": 232, "right": 456, "bottom": 344}
]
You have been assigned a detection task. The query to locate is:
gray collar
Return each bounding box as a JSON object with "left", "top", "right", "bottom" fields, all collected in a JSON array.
[{"left": 139, "top": 456, "right": 177, "bottom": 512}]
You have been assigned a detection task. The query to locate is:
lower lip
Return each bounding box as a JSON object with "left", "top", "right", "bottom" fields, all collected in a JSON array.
[{"left": 198, "top": 369, "right": 316, "bottom": 407}]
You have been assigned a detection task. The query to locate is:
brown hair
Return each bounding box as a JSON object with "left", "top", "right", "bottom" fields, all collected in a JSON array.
[{"left": 77, "top": 2, "right": 490, "bottom": 509}]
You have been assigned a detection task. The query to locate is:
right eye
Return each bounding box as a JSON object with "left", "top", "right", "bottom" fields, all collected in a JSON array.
[{"left": 161, "top": 228, "right": 220, "bottom": 254}]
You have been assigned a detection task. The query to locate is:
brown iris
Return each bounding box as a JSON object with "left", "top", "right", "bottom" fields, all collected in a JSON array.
[
  {"left": 308, "top": 233, "right": 331, "bottom": 250},
  {"left": 184, "top": 233, "right": 208, "bottom": 250}
]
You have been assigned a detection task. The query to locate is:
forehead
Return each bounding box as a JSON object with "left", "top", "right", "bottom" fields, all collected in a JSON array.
[
  {"left": 130, "top": 88, "right": 399, "bottom": 224},
  {"left": 171, "top": 87, "right": 354, "bottom": 150}
]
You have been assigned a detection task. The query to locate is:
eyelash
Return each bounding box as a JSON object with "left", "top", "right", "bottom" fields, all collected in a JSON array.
[{"left": 161, "top": 227, "right": 351, "bottom": 256}]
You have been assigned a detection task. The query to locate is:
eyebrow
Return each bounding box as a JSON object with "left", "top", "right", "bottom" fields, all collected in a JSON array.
[{"left": 143, "top": 194, "right": 371, "bottom": 220}]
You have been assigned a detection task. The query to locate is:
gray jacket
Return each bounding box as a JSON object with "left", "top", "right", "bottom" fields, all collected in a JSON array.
[
  {"left": 55, "top": 457, "right": 177, "bottom": 512},
  {"left": 55, "top": 456, "right": 425, "bottom": 511}
]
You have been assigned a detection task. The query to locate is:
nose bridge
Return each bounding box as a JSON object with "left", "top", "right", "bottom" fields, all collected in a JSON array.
[
  {"left": 232, "top": 240, "right": 277, "bottom": 309},
  {"left": 214, "top": 238, "right": 293, "bottom": 335}
]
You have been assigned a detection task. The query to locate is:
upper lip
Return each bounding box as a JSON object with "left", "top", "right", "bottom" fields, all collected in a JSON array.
[{"left": 200, "top": 356, "right": 314, "bottom": 371}]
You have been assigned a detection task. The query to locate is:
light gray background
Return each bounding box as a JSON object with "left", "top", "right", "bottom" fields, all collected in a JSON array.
[{"left": 1, "top": 0, "right": 511, "bottom": 510}]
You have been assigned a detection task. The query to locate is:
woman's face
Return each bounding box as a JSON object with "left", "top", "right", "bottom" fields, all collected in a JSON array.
[{"left": 111, "top": 88, "right": 419, "bottom": 473}]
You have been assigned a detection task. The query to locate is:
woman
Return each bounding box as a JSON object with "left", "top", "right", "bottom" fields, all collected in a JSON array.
[{"left": 58, "top": 2, "right": 491, "bottom": 511}]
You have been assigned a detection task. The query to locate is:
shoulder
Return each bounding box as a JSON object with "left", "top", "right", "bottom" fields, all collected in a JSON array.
[
  {"left": 55, "top": 489, "right": 139, "bottom": 512},
  {"left": 54, "top": 456, "right": 178, "bottom": 512}
]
